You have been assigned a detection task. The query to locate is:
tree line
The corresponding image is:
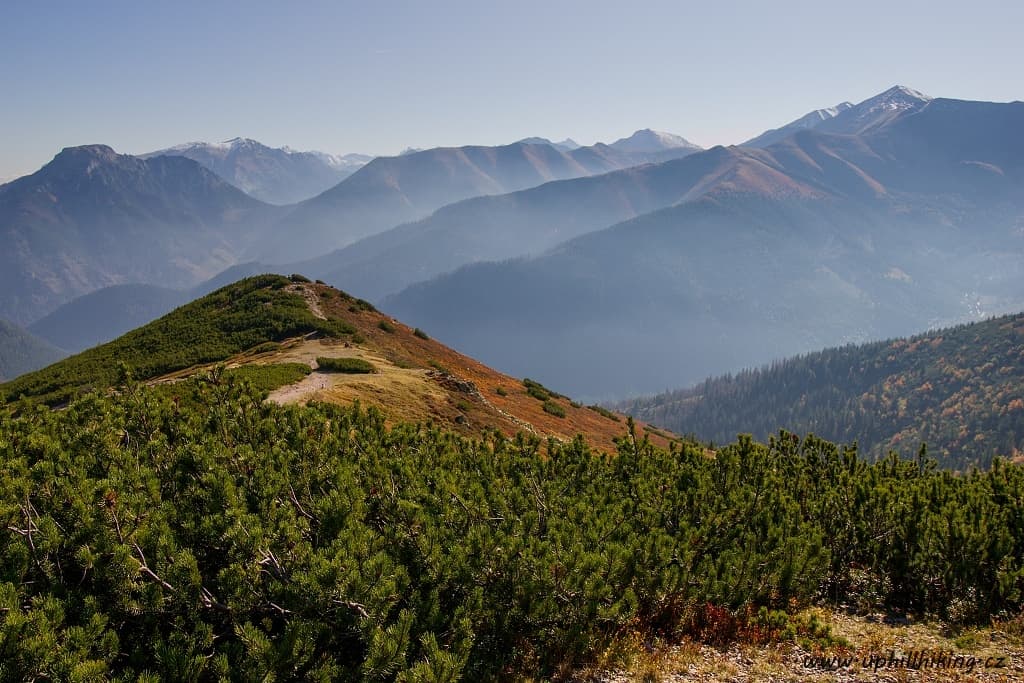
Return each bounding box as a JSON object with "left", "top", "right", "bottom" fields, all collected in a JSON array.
[{"left": 621, "top": 313, "right": 1024, "bottom": 470}]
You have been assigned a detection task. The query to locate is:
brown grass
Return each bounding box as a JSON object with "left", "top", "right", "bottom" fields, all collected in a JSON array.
[{"left": 575, "top": 610, "right": 1024, "bottom": 682}]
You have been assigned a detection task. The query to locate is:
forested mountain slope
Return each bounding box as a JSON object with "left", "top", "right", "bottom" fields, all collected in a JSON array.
[
  {"left": 620, "top": 313, "right": 1024, "bottom": 470},
  {"left": 28, "top": 284, "right": 190, "bottom": 353},
  {"left": 1, "top": 275, "right": 340, "bottom": 406},
  {"left": 0, "top": 319, "right": 66, "bottom": 381}
]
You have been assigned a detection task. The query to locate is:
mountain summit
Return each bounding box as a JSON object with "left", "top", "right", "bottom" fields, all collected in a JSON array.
[
  {"left": 609, "top": 128, "right": 701, "bottom": 154},
  {"left": 744, "top": 85, "right": 932, "bottom": 146},
  {"left": 0, "top": 145, "right": 272, "bottom": 325},
  {"left": 868, "top": 84, "right": 933, "bottom": 107},
  {"left": 814, "top": 84, "right": 932, "bottom": 135},
  {"left": 48, "top": 144, "right": 122, "bottom": 168}
]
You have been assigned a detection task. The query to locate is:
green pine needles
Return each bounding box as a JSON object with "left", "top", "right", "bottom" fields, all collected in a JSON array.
[{"left": 0, "top": 379, "right": 1023, "bottom": 679}]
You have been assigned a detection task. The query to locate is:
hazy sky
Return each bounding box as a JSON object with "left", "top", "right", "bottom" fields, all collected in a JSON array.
[{"left": 2, "top": 0, "right": 1022, "bottom": 179}]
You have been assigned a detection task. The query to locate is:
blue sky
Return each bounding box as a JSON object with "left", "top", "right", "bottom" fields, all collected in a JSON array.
[{"left": 2, "top": 0, "right": 1022, "bottom": 179}]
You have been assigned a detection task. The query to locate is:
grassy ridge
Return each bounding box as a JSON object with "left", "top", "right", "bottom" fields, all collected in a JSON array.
[{"left": 1, "top": 275, "right": 338, "bottom": 405}]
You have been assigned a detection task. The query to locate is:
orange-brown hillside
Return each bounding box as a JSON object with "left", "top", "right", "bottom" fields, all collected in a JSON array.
[{"left": 223, "top": 279, "right": 676, "bottom": 452}]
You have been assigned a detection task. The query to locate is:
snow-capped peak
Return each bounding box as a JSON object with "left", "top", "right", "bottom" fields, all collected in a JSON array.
[
  {"left": 220, "top": 137, "right": 263, "bottom": 148},
  {"left": 143, "top": 139, "right": 373, "bottom": 176},
  {"left": 308, "top": 151, "right": 374, "bottom": 169},
  {"left": 860, "top": 85, "right": 933, "bottom": 111},
  {"left": 811, "top": 85, "right": 934, "bottom": 135},
  {"left": 156, "top": 138, "right": 254, "bottom": 154},
  {"left": 885, "top": 85, "right": 932, "bottom": 101},
  {"left": 609, "top": 129, "right": 699, "bottom": 153},
  {"left": 792, "top": 103, "right": 855, "bottom": 128},
  {"left": 513, "top": 137, "right": 581, "bottom": 152},
  {"left": 161, "top": 141, "right": 218, "bottom": 152},
  {"left": 816, "top": 102, "right": 854, "bottom": 119}
]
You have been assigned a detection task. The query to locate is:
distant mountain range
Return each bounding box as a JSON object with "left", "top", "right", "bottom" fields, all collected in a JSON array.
[
  {"left": 29, "top": 125, "right": 715, "bottom": 345},
  {"left": 287, "top": 90, "right": 961, "bottom": 304},
  {"left": 142, "top": 138, "right": 372, "bottom": 205},
  {"left": 256, "top": 134, "right": 703, "bottom": 261},
  {"left": 516, "top": 129, "right": 699, "bottom": 155},
  {"left": 5, "top": 86, "right": 1022, "bottom": 401},
  {"left": 2, "top": 131, "right": 700, "bottom": 329},
  {"left": 381, "top": 89, "right": 1024, "bottom": 397},
  {"left": 294, "top": 142, "right": 787, "bottom": 302},
  {"left": 618, "top": 312, "right": 1024, "bottom": 470}
]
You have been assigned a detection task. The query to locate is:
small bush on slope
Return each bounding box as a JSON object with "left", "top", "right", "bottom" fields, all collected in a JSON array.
[{"left": 317, "top": 356, "right": 376, "bottom": 374}]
